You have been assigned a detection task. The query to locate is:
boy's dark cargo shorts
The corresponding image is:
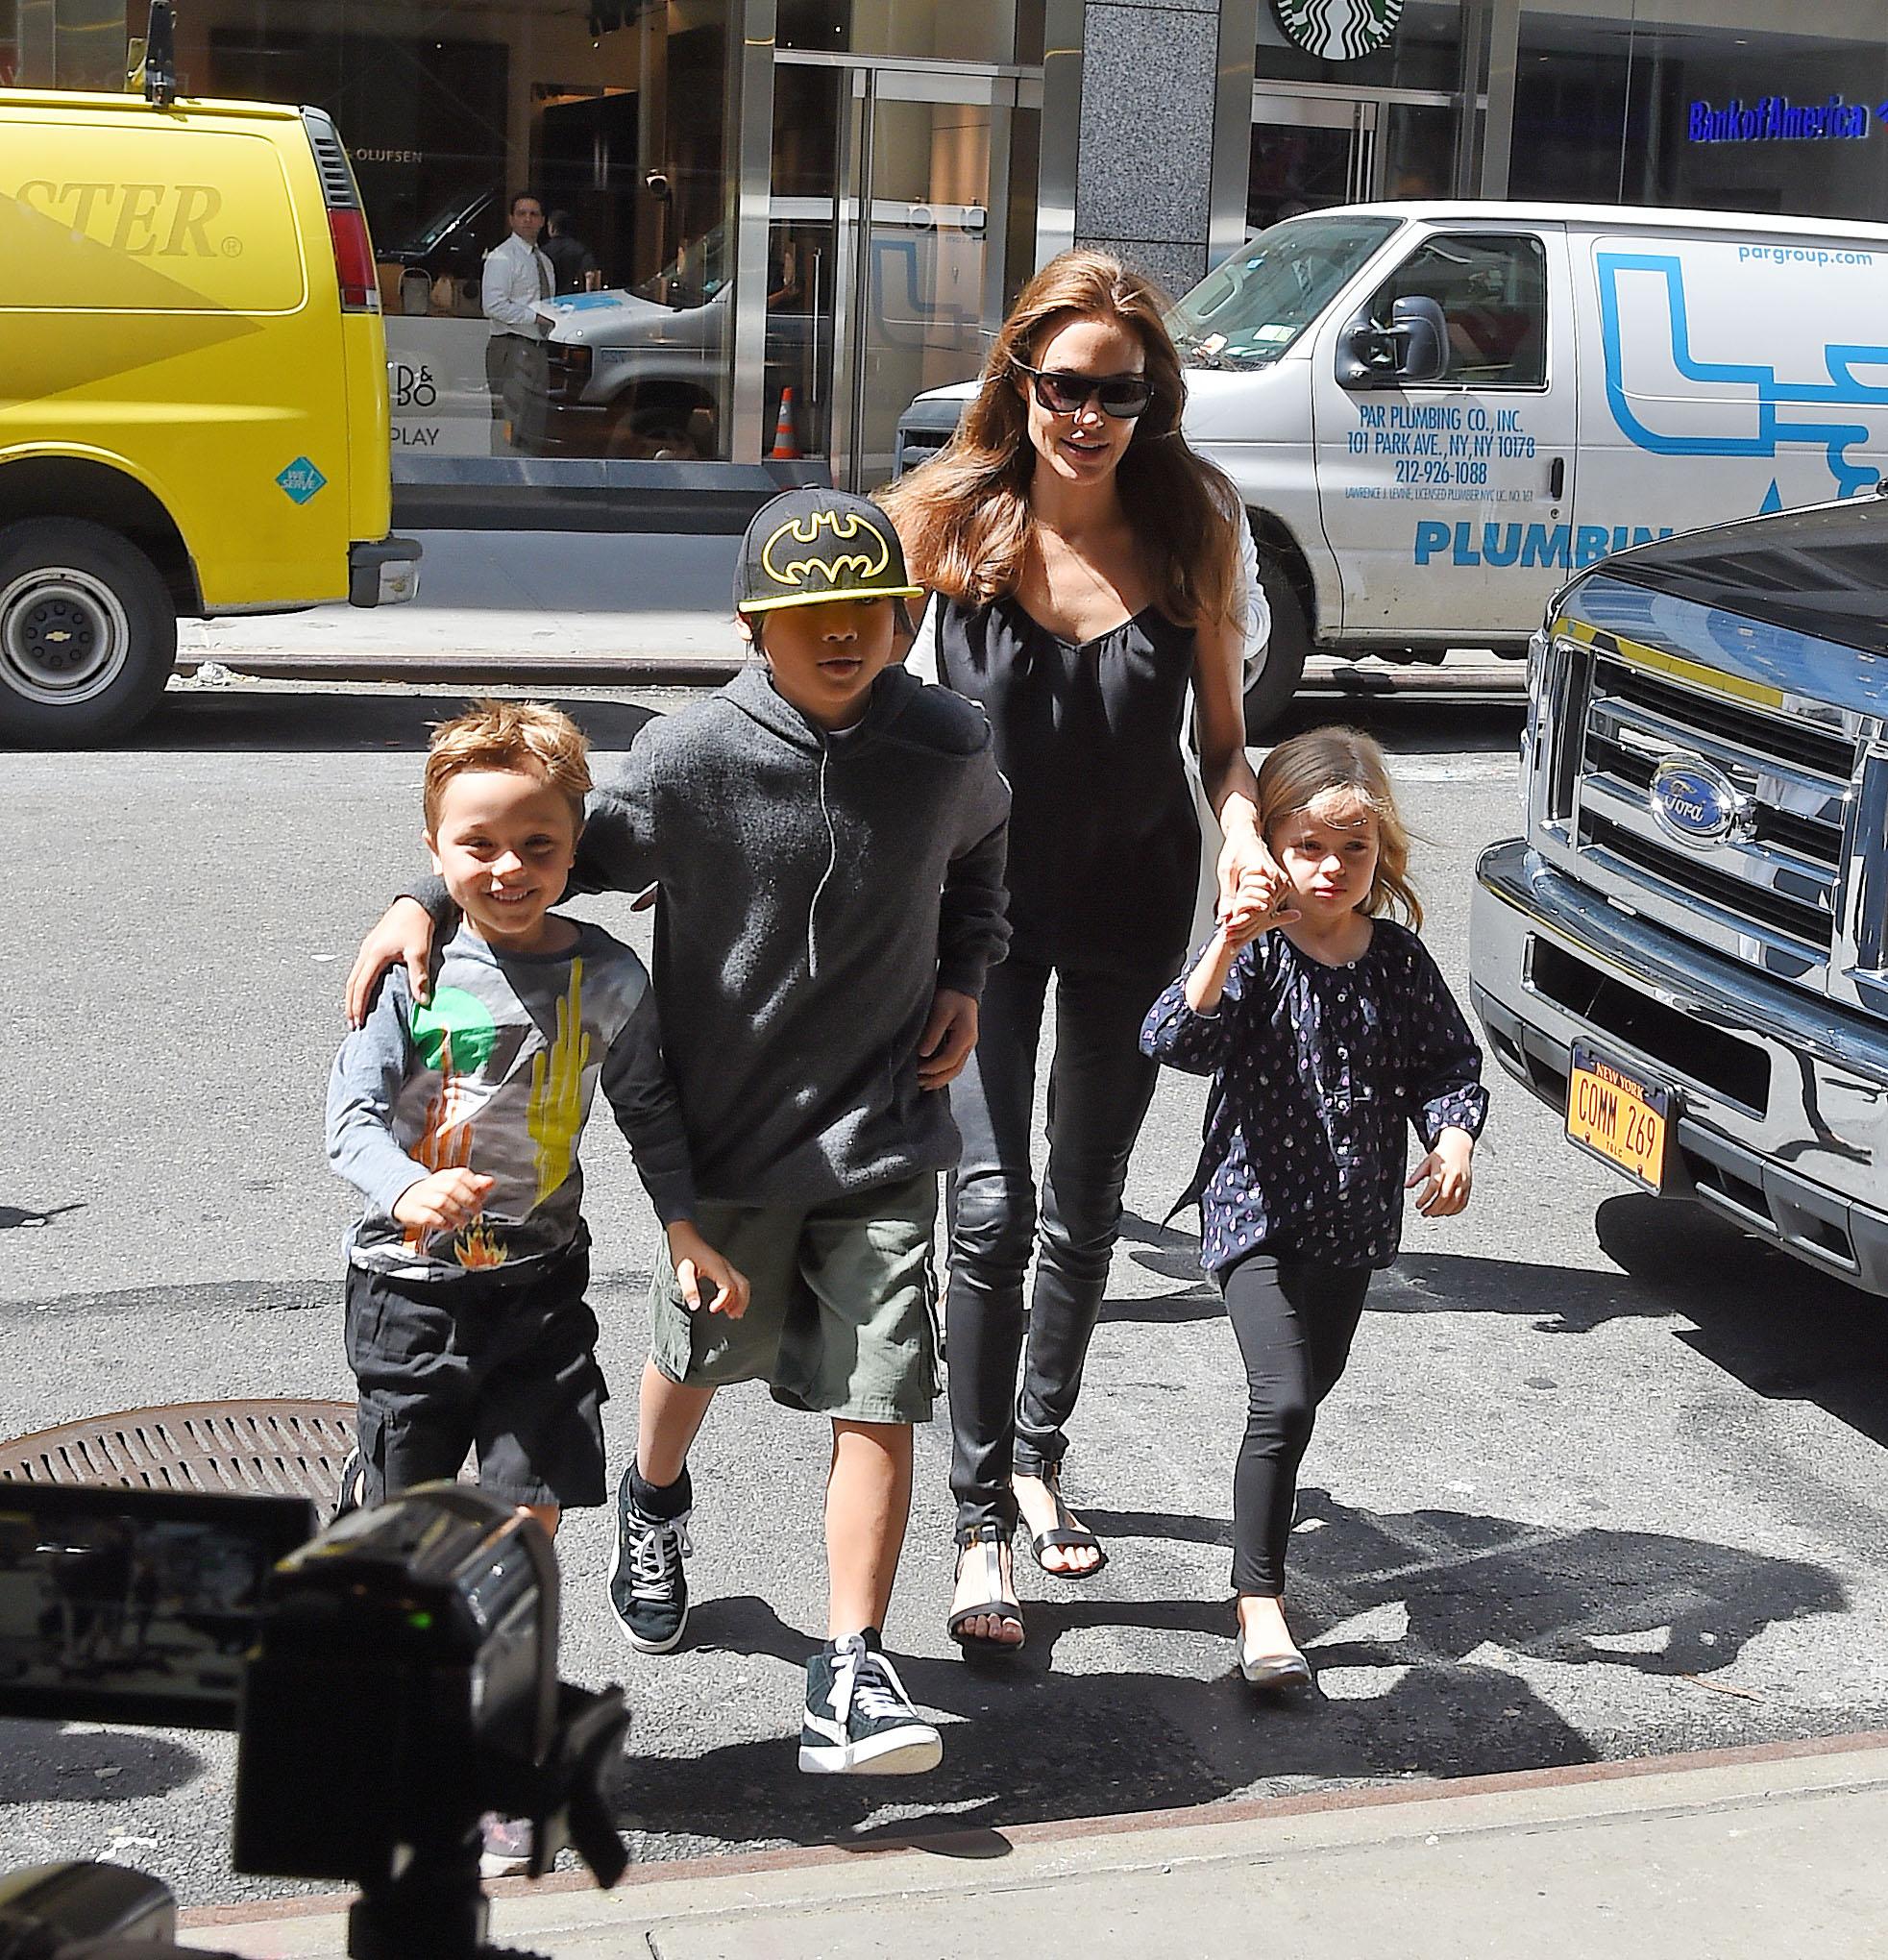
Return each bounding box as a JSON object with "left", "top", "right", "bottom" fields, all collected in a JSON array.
[{"left": 344, "top": 1248, "right": 607, "bottom": 1510}]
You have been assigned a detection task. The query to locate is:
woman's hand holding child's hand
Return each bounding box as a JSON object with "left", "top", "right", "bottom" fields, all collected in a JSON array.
[
  {"left": 1214, "top": 825, "right": 1279, "bottom": 925},
  {"left": 1186, "top": 887, "right": 1290, "bottom": 1015},
  {"left": 1220, "top": 865, "right": 1298, "bottom": 946},
  {"left": 1216, "top": 831, "right": 1296, "bottom": 933},
  {"left": 1406, "top": 1128, "right": 1475, "bottom": 1218},
  {"left": 667, "top": 1222, "right": 752, "bottom": 1320},
  {"left": 393, "top": 1168, "right": 496, "bottom": 1233}
]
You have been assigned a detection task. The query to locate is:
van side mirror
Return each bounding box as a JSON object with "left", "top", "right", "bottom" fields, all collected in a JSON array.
[
  {"left": 1336, "top": 294, "right": 1450, "bottom": 388},
  {"left": 1387, "top": 296, "right": 1448, "bottom": 384}
]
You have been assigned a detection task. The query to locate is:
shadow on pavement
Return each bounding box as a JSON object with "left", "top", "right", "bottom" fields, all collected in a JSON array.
[
  {"left": 0, "top": 1202, "right": 84, "bottom": 1231},
  {"left": 1078, "top": 1506, "right": 1232, "bottom": 1551},
  {"left": 608, "top": 1489, "right": 1844, "bottom": 1852},
  {"left": 1107, "top": 1212, "right": 1218, "bottom": 1321},
  {"left": 1354, "top": 1197, "right": 1888, "bottom": 1451},
  {"left": 1283, "top": 1486, "right": 1838, "bottom": 1679},
  {"left": 1097, "top": 1286, "right": 1218, "bottom": 1324},
  {"left": 113, "top": 690, "right": 666, "bottom": 755},
  {"left": 0, "top": 1721, "right": 204, "bottom": 1804},
  {"left": 1599, "top": 1194, "right": 1888, "bottom": 1454},
  {"left": 91, "top": 680, "right": 1516, "bottom": 758}
]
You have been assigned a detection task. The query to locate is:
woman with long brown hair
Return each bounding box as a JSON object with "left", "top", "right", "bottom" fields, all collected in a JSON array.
[{"left": 881, "top": 249, "right": 1279, "bottom": 1653}]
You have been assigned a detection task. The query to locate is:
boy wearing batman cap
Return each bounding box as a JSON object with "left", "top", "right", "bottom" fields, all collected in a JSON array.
[{"left": 348, "top": 488, "right": 1010, "bottom": 1775}]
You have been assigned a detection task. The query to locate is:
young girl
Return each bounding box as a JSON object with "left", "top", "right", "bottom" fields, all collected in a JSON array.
[{"left": 1140, "top": 727, "right": 1487, "bottom": 1688}]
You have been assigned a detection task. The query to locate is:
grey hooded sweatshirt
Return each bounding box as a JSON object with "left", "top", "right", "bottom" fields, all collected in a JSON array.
[{"left": 410, "top": 666, "right": 1011, "bottom": 1205}]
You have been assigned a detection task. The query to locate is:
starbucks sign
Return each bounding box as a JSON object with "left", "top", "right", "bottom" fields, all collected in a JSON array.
[{"left": 1273, "top": 0, "right": 1404, "bottom": 61}]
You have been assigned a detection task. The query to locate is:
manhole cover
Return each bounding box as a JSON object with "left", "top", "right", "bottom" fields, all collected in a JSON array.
[{"left": 0, "top": 1400, "right": 355, "bottom": 1506}]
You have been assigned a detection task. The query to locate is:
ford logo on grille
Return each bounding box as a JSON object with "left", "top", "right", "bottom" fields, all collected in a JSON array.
[{"left": 1649, "top": 756, "right": 1741, "bottom": 845}]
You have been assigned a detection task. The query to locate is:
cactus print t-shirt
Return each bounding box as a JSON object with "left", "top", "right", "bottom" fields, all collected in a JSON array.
[{"left": 328, "top": 922, "right": 694, "bottom": 1282}]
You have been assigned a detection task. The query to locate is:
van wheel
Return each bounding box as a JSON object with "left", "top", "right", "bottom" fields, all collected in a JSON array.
[
  {"left": 0, "top": 520, "right": 176, "bottom": 747},
  {"left": 1243, "top": 551, "right": 1310, "bottom": 740}
]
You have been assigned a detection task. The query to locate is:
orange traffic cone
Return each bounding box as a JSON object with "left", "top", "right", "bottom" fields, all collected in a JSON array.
[{"left": 770, "top": 386, "right": 800, "bottom": 460}]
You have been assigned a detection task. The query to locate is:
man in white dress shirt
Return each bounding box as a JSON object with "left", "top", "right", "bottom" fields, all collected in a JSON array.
[{"left": 482, "top": 191, "right": 554, "bottom": 454}]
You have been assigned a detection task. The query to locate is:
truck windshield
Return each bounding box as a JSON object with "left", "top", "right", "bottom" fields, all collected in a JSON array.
[
  {"left": 633, "top": 223, "right": 729, "bottom": 307},
  {"left": 1169, "top": 215, "right": 1400, "bottom": 371},
  {"left": 401, "top": 191, "right": 492, "bottom": 256}
]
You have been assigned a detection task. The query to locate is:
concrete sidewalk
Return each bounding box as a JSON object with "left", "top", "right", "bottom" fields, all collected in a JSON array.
[
  {"left": 175, "top": 528, "right": 1524, "bottom": 696},
  {"left": 184, "top": 1733, "right": 1888, "bottom": 1958},
  {"left": 180, "top": 531, "right": 747, "bottom": 683}
]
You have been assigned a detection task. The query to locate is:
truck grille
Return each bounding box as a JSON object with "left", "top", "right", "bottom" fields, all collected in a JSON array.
[
  {"left": 1559, "top": 647, "right": 1857, "bottom": 979},
  {"left": 893, "top": 423, "right": 952, "bottom": 478}
]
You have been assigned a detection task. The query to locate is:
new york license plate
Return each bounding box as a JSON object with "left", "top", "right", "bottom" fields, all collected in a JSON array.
[{"left": 1565, "top": 1042, "right": 1670, "bottom": 1192}]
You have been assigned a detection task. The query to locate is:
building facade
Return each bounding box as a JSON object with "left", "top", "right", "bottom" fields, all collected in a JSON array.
[{"left": 10, "top": 0, "right": 1888, "bottom": 527}]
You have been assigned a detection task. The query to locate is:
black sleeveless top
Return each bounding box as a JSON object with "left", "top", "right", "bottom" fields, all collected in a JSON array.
[{"left": 937, "top": 595, "right": 1200, "bottom": 972}]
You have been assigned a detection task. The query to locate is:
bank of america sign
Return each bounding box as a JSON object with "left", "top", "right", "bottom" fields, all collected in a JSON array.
[{"left": 1688, "top": 94, "right": 1880, "bottom": 145}]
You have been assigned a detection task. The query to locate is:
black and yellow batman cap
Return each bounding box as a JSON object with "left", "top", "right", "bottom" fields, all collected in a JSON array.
[{"left": 735, "top": 488, "right": 923, "bottom": 615}]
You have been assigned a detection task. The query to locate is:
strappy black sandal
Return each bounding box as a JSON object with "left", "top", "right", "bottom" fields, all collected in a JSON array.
[
  {"left": 947, "top": 1522, "right": 1025, "bottom": 1655},
  {"left": 1025, "top": 1463, "right": 1109, "bottom": 1578}
]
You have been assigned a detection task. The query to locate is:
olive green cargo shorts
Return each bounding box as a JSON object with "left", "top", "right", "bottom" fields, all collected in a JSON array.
[{"left": 648, "top": 1172, "right": 940, "bottom": 1424}]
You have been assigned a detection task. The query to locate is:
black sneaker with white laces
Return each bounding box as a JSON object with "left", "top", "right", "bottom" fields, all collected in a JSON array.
[
  {"left": 607, "top": 1469, "right": 693, "bottom": 1654},
  {"left": 332, "top": 1445, "right": 365, "bottom": 1521},
  {"left": 798, "top": 1629, "right": 942, "bottom": 1776}
]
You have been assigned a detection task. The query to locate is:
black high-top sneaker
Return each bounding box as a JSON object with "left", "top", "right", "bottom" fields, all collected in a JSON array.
[
  {"left": 606, "top": 1465, "right": 693, "bottom": 1654},
  {"left": 331, "top": 1444, "right": 365, "bottom": 1521},
  {"left": 798, "top": 1629, "right": 942, "bottom": 1775}
]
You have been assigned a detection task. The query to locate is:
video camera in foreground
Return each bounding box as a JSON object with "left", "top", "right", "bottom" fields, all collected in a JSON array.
[{"left": 0, "top": 1482, "right": 629, "bottom": 1960}]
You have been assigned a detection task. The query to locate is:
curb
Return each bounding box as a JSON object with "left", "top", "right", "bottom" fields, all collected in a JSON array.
[
  {"left": 178, "top": 1726, "right": 1888, "bottom": 1931},
  {"left": 181, "top": 653, "right": 748, "bottom": 690},
  {"left": 178, "top": 654, "right": 1527, "bottom": 698}
]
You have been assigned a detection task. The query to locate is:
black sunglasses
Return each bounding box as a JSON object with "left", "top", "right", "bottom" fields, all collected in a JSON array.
[{"left": 1012, "top": 360, "right": 1155, "bottom": 419}]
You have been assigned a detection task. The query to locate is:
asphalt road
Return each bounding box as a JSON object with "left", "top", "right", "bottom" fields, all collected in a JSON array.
[{"left": 4, "top": 675, "right": 1888, "bottom": 1907}]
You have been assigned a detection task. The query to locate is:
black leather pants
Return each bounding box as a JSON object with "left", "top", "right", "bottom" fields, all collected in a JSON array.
[{"left": 945, "top": 955, "right": 1173, "bottom": 1536}]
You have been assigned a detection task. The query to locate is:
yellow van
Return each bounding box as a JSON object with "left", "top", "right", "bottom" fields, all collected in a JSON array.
[{"left": 0, "top": 42, "right": 417, "bottom": 745}]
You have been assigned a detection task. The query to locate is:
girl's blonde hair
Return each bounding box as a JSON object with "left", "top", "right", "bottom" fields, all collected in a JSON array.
[
  {"left": 1257, "top": 727, "right": 1421, "bottom": 930},
  {"left": 877, "top": 249, "right": 1240, "bottom": 628}
]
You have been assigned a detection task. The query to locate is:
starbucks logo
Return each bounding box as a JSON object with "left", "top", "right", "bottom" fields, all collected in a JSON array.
[{"left": 1273, "top": 0, "right": 1404, "bottom": 61}]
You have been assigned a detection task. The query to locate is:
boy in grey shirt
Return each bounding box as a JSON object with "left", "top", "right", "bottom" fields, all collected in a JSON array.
[
  {"left": 328, "top": 701, "right": 747, "bottom": 1537},
  {"left": 347, "top": 491, "right": 1011, "bottom": 1778}
]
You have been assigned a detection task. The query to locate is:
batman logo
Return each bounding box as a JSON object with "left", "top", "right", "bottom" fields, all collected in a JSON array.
[{"left": 760, "top": 508, "right": 892, "bottom": 588}]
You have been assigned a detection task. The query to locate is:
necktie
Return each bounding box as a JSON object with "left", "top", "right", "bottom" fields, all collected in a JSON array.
[{"left": 537, "top": 251, "right": 552, "bottom": 300}]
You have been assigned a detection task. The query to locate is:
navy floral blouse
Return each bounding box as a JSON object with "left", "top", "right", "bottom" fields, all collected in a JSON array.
[{"left": 1140, "top": 919, "right": 1489, "bottom": 1274}]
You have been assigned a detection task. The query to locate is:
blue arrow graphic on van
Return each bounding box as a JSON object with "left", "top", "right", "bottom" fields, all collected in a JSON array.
[{"left": 1596, "top": 251, "right": 1888, "bottom": 498}]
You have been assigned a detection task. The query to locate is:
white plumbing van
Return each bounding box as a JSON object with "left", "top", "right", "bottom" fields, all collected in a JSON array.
[{"left": 893, "top": 202, "right": 1888, "bottom": 726}]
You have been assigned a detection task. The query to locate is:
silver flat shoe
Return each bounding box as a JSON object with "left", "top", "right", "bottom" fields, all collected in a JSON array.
[{"left": 1238, "top": 1640, "right": 1312, "bottom": 1690}]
